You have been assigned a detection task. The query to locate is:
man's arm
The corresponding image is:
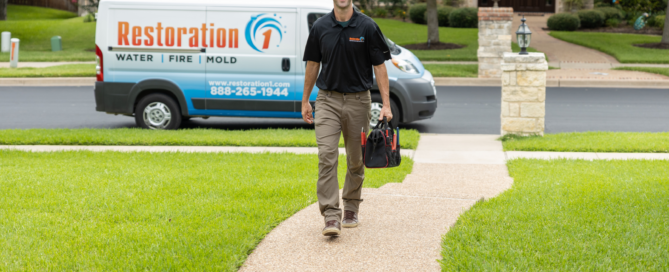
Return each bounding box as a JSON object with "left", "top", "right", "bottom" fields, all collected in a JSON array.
[
  {"left": 373, "top": 63, "right": 393, "bottom": 122},
  {"left": 301, "top": 61, "right": 320, "bottom": 124}
]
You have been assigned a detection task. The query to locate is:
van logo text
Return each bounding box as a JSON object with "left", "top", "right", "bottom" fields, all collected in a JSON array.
[{"left": 117, "top": 22, "right": 239, "bottom": 49}]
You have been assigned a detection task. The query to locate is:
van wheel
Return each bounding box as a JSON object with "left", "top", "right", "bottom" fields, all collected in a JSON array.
[
  {"left": 370, "top": 93, "right": 400, "bottom": 129},
  {"left": 135, "top": 94, "right": 182, "bottom": 130}
]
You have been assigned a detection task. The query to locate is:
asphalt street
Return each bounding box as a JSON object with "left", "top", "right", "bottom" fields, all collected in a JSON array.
[{"left": 0, "top": 86, "right": 667, "bottom": 133}]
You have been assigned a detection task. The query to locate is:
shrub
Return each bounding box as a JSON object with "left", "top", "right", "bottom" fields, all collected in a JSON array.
[
  {"left": 360, "top": 8, "right": 373, "bottom": 17},
  {"left": 373, "top": 8, "right": 388, "bottom": 18},
  {"left": 651, "top": 15, "right": 665, "bottom": 28},
  {"left": 448, "top": 7, "right": 478, "bottom": 28},
  {"left": 577, "top": 9, "right": 605, "bottom": 28},
  {"left": 83, "top": 13, "right": 95, "bottom": 23},
  {"left": 409, "top": 3, "right": 427, "bottom": 24},
  {"left": 391, "top": 8, "right": 407, "bottom": 19},
  {"left": 437, "top": 6, "right": 455, "bottom": 26},
  {"left": 605, "top": 18, "right": 620, "bottom": 27},
  {"left": 547, "top": 13, "right": 580, "bottom": 31},
  {"left": 595, "top": 7, "right": 624, "bottom": 20}
]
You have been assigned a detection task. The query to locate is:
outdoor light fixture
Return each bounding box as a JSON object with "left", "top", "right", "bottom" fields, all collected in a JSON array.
[{"left": 516, "top": 16, "right": 532, "bottom": 55}]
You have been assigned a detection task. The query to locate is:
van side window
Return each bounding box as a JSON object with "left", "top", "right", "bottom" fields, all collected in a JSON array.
[{"left": 308, "top": 13, "right": 326, "bottom": 31}]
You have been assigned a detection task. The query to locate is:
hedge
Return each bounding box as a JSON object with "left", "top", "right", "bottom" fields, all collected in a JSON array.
[
  {"left": 547, "top": 13, "right": 580, "bottom": 31},
  {"left": 577, "top": 9, "right": 606, "bottom": 28},
  {"left": 448, "top": 7, "right": 478, "bottom": 28}
]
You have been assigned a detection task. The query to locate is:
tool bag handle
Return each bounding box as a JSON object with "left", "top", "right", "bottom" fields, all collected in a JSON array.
[{"left": 373, "top": 117, "right": 389, "bottom": 130}]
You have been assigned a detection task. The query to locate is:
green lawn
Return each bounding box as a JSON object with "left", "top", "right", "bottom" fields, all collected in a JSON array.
[
  {"left": 7, "top": 4, "right": 77, "bottom": 20},
  {"left": 613, "top": 66, "right": 669, "bottom": 77},
  {"left": 501, "top": 132, "right": 669, "bottom": 153},
  {"left": 423, "top": 64, "right": 478, "bottom": 77},
  {"left": 441, "top": 159, "right": 669, "bottom": 271},
  {"left": 0, "top": 64, "right": 94, "bottom": 77},
  {"left": 0, "top": 17, "right": 96, "bottom": 62},
  {"left": 550, "top": 32, "right": 668, "bottom": 64},
  {"left": 0, "top": 128, "right": 422, "bottom": 149},
  {"left": 376, "top": 19, "right": 478, "bottom": 61},
  {"left": 0, "top": 150, "right": 414, "bottom": 270}
]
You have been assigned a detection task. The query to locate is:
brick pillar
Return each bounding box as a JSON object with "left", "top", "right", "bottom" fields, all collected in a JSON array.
[
  {"left": 477, "top": 7, "right": 513, "bottom": 78},
  {"left": 501, "top": 52, "right": 548, "bottom": 136}
]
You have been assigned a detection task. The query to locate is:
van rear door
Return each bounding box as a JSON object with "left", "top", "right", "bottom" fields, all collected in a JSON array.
[{"left": 204, "top": 7, "right": 299, "bottom": 118}]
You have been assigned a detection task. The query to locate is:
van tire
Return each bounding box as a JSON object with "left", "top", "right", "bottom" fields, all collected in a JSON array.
[
  {"left": 135, "top": 94, "right": 182, "bottom": 130},
  {"left": 370, "top": 93, "right": 400, "bottom": 129}
]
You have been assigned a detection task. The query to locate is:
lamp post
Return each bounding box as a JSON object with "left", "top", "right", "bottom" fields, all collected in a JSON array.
[{"left": 516, "top": 16, "right": 532, "bottom": 55}]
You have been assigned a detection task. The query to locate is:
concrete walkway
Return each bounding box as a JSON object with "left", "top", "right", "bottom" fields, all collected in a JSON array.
[
  {"left": 2, "top": 144, "right": 669, "bottom": 161},
  {"left": 0, "top": 62, "right": 95, "bottom": 68},
  {"left": 239, "top": 134, "right": 512, "bottom": 271}
]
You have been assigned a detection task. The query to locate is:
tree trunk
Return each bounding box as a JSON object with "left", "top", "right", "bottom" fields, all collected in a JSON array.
[
  {"left": 662, "top": 4, "right": 669, "bottom": 44},
  {"left": 426, "top": 0, "right": 439, "bottom": 45},
  {"left": 0, "top": 0, "right": 7, "bottom": 21}
]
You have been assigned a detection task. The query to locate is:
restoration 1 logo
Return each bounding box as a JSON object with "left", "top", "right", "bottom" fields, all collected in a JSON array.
[{"left": 245, "top": 13, "right": 286, "bottom": 53}]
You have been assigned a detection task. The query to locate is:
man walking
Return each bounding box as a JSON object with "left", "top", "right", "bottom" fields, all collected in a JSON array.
[{"left": 301, "top": 0, "right": 393, "bottom": 236}]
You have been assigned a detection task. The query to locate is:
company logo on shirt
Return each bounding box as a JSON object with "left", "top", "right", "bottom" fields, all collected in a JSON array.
[
  {"left": 349, "top": 36, "right": 364, "bottom": 43},
  {"left": 245, "top": 13, "right": 286, "bottom": 53}
]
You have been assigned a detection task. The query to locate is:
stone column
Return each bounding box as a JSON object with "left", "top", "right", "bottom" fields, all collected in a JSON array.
[
  {"left": 501, "top": 52, "right": 548, "bottom": 136},
  {"left": 477, "top": 7, "right": 513, "bottom": 78}
]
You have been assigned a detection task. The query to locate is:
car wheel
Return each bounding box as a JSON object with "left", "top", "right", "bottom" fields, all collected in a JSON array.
[
  {"left": 370, "top": 93, "right": 400, "bottom": 129},
  {"left": 135, "top": 94, "right": 182, "bottom": 130}
]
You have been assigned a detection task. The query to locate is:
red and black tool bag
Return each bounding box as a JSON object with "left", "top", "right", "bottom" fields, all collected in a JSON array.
[{"left": 361, "top": 117, "right": 401, "bottom": 169}]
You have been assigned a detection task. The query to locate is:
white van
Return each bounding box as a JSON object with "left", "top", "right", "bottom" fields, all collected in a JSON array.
[{"left": 94, "top": 0, "right": 437, "bottom": 129}]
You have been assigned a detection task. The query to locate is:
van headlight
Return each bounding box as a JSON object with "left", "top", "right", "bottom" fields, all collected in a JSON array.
[{"left": 391, "top": 58, "right": 419, "bottom": 74}]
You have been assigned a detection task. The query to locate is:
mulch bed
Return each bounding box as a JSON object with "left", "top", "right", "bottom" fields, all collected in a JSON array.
[
  {"left": 402, "top": 42, "right": 465, "bottom": 50},
  {"left": 633, "top": 43, "right": 669, "bottom": 49}
]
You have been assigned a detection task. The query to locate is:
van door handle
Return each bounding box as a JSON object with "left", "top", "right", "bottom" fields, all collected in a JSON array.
[{"left": 282, "top": 58, "right": 290, "bottom": 72}]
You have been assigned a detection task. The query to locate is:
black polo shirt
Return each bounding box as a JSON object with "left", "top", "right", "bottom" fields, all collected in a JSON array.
[{"left": 303, "top": 10, "right": 391, "bottom": 93}]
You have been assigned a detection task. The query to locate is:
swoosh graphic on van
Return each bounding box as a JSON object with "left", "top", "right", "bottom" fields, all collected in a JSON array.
[{"left": 245, "top": 14, "right": 284, "bottom": 53}]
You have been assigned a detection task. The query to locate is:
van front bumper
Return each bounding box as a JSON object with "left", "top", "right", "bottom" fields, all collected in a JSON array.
[{"left": 393, "top": 76, "right": 438, "bottom": 123}]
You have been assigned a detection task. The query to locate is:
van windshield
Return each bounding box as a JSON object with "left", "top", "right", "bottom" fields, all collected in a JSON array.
[{"left": 308, "top": 13, "right": 326, "bottom": 31}]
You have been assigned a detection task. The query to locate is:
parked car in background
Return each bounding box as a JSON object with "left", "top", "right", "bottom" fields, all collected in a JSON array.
[{"left": 94, "top": 0, "right": 437, "bottom": 129}]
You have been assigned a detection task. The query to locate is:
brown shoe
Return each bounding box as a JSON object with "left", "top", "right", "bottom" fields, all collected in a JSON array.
[
  {"left": 342, "top": 210, "right": 358, "bottom": 228},
  {"left": 322, "top": 220, "right": 341, "bottom": 236}
]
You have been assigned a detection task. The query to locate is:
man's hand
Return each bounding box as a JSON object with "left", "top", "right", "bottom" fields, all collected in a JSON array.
[
  {"left": 379, "top": 105, "right": 392, "bottom": 122},
  {"left": 302, "top": 61, "right": 320, "bottom": 124},
  {"left": 302, "top": 102, "right": 314, "bottom": 124}
]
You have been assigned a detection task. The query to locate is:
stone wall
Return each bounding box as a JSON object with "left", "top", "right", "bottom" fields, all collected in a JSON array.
[
  {"left": 477, "top": 7, "right": 513, "bottom": 78},
  {"left": 500, "top": 52, "right": 548, "bottom": 136}
]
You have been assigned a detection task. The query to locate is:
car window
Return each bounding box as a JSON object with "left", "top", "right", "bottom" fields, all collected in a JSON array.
[{"left": 308, "top": 13, "right": 326, "bottom": 31}]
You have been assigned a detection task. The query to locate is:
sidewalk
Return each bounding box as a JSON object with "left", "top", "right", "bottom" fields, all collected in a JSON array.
[
  {"left": 3, "top": 144, "right": 669, "bottom": 160},
  {"left": 0, "top": 62, "right": 94, "bottom": 68},
  {"left": 240, "top": 134, "right": 512, "bottom": 271}
]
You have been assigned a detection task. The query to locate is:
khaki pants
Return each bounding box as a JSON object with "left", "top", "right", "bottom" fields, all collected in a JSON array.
[{"left": 315, "top": 90, "right": 371, "bottom": 223}]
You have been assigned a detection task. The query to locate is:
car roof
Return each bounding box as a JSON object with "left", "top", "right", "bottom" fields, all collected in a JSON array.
[{"left": 100, "top": 0, "right": 334, "bottom": 10}]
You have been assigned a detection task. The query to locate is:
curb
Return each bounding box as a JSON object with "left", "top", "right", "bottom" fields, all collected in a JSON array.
[
  {"left": 2, "top": 77, "right": 667, "bottom": 89},
  {"left": 0, "top": 77, "right": 95, "bottom": 86},
  {"left": 434, "top": 77, "right": 669, "bottom": 89}
]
